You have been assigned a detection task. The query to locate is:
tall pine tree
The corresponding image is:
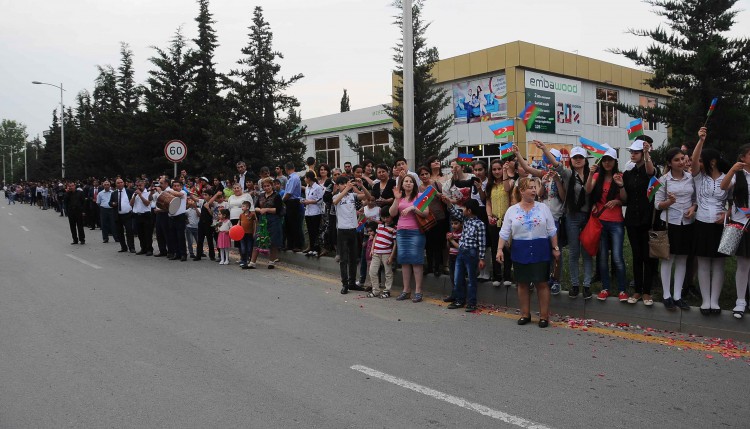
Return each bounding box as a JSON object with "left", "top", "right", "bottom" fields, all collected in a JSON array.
[
  {"left": 611, "top": 0, "right": 750, "bottom": 154},
  {"left": 340, "top": 89, "right": 350, "bottom": 112}
]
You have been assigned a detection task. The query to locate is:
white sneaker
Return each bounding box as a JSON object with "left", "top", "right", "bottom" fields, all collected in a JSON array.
[
  {"left": 492, "top": 281, "right": 501, "bottom": 287},
  {"left": 503, "top": 281, "right": 512, "bottom": 286}
]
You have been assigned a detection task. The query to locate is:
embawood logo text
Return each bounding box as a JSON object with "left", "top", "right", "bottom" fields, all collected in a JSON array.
[{"left": 528, "top": 77, "right": 578, "bottom": 95}]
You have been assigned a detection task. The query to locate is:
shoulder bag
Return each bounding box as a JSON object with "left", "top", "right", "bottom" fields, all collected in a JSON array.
[{"left": 648, "top": 177, "right": 670, "bottom": 259}]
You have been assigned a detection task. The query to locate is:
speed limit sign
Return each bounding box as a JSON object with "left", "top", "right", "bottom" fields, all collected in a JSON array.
[{"left": 164, "top": 140, "right": 187, "bottom": 163}]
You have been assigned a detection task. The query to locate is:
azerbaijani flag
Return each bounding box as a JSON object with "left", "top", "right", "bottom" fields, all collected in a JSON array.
[
  {"left": 646, "top": 176, "right": 662, "bottom": 202},
  {"left": 627, "top": 119, "right": 644, "bottom": 141},
  {"left": 707, "top": 97, "right": 718, "bottom": 117},
  {"left": 579, "top": 137, "right": 608, "bottom": 159},
  {"left": 489, "top": 119, "right": 515, "bottom": 139},
  {"left": 500, "top": 142, "right": 514, "bottom": 160},
  {"left": 738, "top": 207, "right": 750, "bottom": 215},
  {"left": 519, "top": 102, "right": 540, "bottom": 131},
  {"left": 413, "top": 185, "right": 437, "bottom": 212},
  {"left": 356, "top": 213, "right": 367, "bottom": 232},
  {"left": 457, "top": 153, "right": 473, "bottom": 166}
]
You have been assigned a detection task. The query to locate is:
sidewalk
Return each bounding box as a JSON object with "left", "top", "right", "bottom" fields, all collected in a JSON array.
[{"left": 282, "top": 251, "right": 750, "bottom": 342}]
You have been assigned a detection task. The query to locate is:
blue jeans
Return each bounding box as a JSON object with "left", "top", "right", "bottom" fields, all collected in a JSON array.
[
  {"left": 566, "top": 211, "right": 593, "bottom": 287},
  {"left": 599, "top": 220, "right": 627, "bottom": 291},
  {"left": 453, "top": 247, "right": 479, "bottom": 306},
  {"left": 186, "top": 227, "right": 198, "bottom": 256},
  {"left": 240, "top": 233, "right": 254, "bottom": 264}
]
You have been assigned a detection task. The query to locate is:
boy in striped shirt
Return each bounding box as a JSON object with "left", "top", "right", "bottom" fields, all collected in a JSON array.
[{"left": 368, "top": 206, "right": 397, "bottom": 298}]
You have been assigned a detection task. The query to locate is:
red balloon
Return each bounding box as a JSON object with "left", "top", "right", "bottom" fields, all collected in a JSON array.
[{"left": 229, "top": 225, "right": 245, "bottom": 241}]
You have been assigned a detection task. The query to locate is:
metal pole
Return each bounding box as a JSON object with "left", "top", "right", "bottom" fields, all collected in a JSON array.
[
  {"left": 402, "top": 0, "right": 415, "bottom": 168},
  {"left": 60, "top": 82, "right": 65, "bottom": 179},
  {"left": 24, "top": 143, "right": 27, "bottom": 181},
  {"left": 2, "top": 151, "right": 5, "bottom": 184},
  {"left": 9, "top": 146, "right": 12, "bottom": 182},
  {"left": 174, "top": 162, "right": 177, "bottom": 179}
]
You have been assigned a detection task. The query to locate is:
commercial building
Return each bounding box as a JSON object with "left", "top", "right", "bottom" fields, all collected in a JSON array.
[{"left": 301, "top": 41, "right": 669, "bottom": 168}]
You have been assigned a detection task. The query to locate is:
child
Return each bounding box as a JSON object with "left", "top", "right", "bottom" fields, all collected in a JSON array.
[
  {"left": 363, "top": 196, "right": 380, "bottom": 221},
  {"left": 185, "top": 198, "right": 200, "bottom": 258},
  {"left": 442, "top": 197, "right": 486, "bottom": 312},
  {"left": 443, "top": 217, "right": 463, "bottom": 302},
  {"left": 216, "top": 208, "right": 231, "bottom": 265},
  {"left": 368, "top": 207, "right": 396, "bottom": 298},
  {"left": 239, "top": 201, "right": 257, "bottom": 268}
]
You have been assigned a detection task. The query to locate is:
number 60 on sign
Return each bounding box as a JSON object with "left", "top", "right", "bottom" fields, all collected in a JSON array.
[{"left": 164, "top": 140, "right": 187, "bottom": 163}]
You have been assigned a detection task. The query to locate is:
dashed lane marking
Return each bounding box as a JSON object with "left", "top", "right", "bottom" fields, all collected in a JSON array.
[
  {"left": 351, "top": 365, "right": 553, "bottom": 428},
  {"left": 65, "top": 254, "right": 102, "bottom": 269},
  {"left": 21, "top": 226, "right": 29, "bottom": 231}
]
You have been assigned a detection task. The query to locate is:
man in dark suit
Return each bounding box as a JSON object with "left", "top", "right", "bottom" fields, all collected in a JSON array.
[
  {"left": 110, "top": 178, "right": 136, "bottom": 253},
  {"left": 64, "top": 182, "right": 86, "bottom": 245}
]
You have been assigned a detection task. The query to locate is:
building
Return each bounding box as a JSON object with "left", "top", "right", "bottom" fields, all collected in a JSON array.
[{"left": 301, "top": 41, "right": 669, "bottom": 168}]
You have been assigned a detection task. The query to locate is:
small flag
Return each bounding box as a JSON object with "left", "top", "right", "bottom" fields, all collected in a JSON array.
[
  {"left": 627, "top": 119, "right": 644, "bottom": 141},
  {"left": 457, "top": 153, "right": 473, "bottom": 166},
  {"left": 646, "top": 176, "right": 662, "bottom": 202},
  {"left": 489, "top": 119, "right": 515, "bottom": 139},
  {"left": 707, "top": 97, "right": 718, "bottom": 117},
  {"left": 579, "top": 137, "right": 608, "bottom": 159},
  {"left": 500, "top": 142, "right": 514, "bottom": 160},
  {"left": 413, "top": 186, "right": 437, "bottom": 212},
  {"left": 356, "top": 213, "right": 367, "bottom": 232},
  {"left": 519, "top": 102, "right": 540, "bottom": 131},
  {"left": 738, "top": 207, "right": 750, "bottom": 215}
]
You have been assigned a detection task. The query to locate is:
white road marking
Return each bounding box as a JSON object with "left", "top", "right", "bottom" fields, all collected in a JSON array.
[
  {"left": 351, "top": 365, "right": 553, "bottom": 429},
  {"left": 65, "top": 254, "right": 102, "bottom": 269},
  {"left": 7, "top": 212, "right": 12, "bottom": 215},
  {"left": 21, "top": 226, "right": 29, "bottom": 231}
]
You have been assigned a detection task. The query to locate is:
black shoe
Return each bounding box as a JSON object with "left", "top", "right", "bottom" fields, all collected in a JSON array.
[
  {"left": 192, "top": 256, "right": 201, "bottom": 261},
  {"left": 145, "top": 251, "right": 153, "bottom": 256},
  {"left": 349, "top": 285, "right": 366, "bottom": 291},
  {"left": 433, "top": 270, "right": 441, "bottom": 278},
  {"left": 538, "top": 319, "right": 549, "bottom": 328},
  {"left": 583, "top": 288, "right": 593, "bottom": 300},
  {"left": 674, "top": 299, "right": 690, "bottom": 311},
  {"left": 168, "top": 255, "right": 178, "bottom": 260},
  {"left": 700, "top": 308, "right": 711, "bottom": 316},
  {"left": 710, "top": 308, "right": 721, "bottom": 315},
  {"left": 136, "top": 251, "right": 146, "bottom": 255},
  {"left": 209, "top": 257, "right": 216, "bottom": 261},
  {"left": 103, "top": 239, "right": 108, "bottom": 243},
  {"left": 465, "top": 304, "right": 477, "bottom": 312},
  {"left": 129, "top": 249, "right": 136, "bottom": 253},
  {"left": 118, "top": 249, "right": 128, "bottom": 253},
  {"left": 340, "top": 286, "right": 349, "bottom": 295},
  {"left": 518, "top": 316, "right": 532, "bottom": 325},
  {"left": 663, "top": 297, "right": 677, "bottom": 311},
  {"left": 443, "top": 296, "right": 456, "bottom": 303},
  {"left": 569, "top": 286, "right": 579, "bottom": 299},
  {"left": 154, "top": 253, "right": 165, "bottom": 257},
  {"left": 447, "top": 302, "right": 464, "bottom": 309},
  {"left": 167, "top": 253, "right": 174, "bottom": 259},
  {"left": 71, "top": 241, "right": 78, "bottom": 245},
  {"left": 180, "top": 255, "right": 187, "bottom": 261},
  {"left": 80, "top": 241, "right": 85, "bottom": 245}
]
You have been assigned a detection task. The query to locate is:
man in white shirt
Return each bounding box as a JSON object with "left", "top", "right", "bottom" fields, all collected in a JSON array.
[
  {"left": 333, "top": 175, "right": 371, "bottom": 294},
  {"left": 130, "top": 179, "right": 154, "bottom": 256},
  {"left": 110, "top": 178, "right": 136, "bottom": 253},
  {"left": 96, "top": 180, "right": 115, "bottom": 243},
  {"left": 166, "top": 180, "right": 189, "bottom": 261}
]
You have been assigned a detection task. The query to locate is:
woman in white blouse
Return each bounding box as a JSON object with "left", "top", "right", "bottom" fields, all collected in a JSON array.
[
  {"left": 720, "top": 143, "right": 750, "bottom": 319},
  {"left": 689, "top": 127, "right": 731, "bottom": 315},
  {"left": 655, "top": 148, "right": 697, "bottom": 311},
  {"left": 496, "top": 177, "right": 560, "bottom": 328},
  {"left": 227, "top": 183, "right": 254, "bottom": 227}
]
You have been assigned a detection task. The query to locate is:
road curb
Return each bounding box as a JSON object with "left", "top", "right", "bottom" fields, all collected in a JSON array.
[{"left": 281, "top": 251, "right": 750, "bottom": 342}]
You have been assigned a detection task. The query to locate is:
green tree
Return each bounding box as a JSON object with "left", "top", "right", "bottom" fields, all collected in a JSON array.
[
  {"left": 340, "top": 89, "right": 350, "bottom": 112},
  {"left": 0, "top": 119, "right": 28, "bottom": 182},
  {"left": 117, "top": 42, "right": 140, "bottom": 115},
  {"left": 349, "top": 0, "right": 454, "bottom": 167},
  {"left": 225, "top": 6, "right": 306, "bottom": 171},
  {"left": 611, "top": 0, "right": 750, "bottom": 154}
]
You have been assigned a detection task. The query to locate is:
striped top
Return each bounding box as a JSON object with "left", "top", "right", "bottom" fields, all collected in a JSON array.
[{"left": 373, "top": 223, "right": 396, "bottom": 254}]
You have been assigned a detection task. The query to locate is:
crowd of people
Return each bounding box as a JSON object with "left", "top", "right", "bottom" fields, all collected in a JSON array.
[{"left": 5, "top": 126, "right": 750, "bottom": 325}]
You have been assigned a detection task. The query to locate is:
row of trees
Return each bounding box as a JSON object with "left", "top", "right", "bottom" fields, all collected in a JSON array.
[{"left": 29, "top": 0, "right": 306, "bottom": 181}]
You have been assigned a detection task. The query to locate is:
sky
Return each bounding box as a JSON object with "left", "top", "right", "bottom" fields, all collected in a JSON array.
[{"left": 1, "top": 0, "right": 749, "bottom": 141}]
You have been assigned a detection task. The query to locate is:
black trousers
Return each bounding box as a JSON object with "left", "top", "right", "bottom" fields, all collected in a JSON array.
[
  {"left": 627, "top": 225, "right": 657, "bottom": 295},
  {"left": 68, "top": 211, "right": 85, "bottom": 243},
  {"left": 168, "top": 214, "right": 187, "bottom": 257},
  {"left": 155, "top": 212, "right": 169, "bottom": 254},
  {"left": 115, "top": 212, "right": 135, "bottom": 251},
  {"left": 305, "top": 214, "right": 321, "bottom": 252},
  {"left": 134, "top": 212, "right": 154, "bottom": 253},
  {"left": 337, "top": 228, "right": 358, "bottom": 286},
  {"left": 197, "top": 222, "right": 215, "bottom": 259},
  {"left": 425, "top": 217, "right": 448, "bottom": 272},
  {"left": 284, "top": 199, "right": 304, "bottom": 250}
]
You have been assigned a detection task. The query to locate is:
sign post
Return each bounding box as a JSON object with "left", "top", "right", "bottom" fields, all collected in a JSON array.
[{"left": 164, "top": 140, "right": 187, "bottom": 179}]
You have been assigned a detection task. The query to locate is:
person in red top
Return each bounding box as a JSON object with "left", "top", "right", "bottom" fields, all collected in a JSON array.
[{"left": 585, "top": 148, "right": 628, "bottom": 302}]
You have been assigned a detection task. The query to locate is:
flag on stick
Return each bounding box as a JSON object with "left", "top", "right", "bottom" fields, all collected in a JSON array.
[
  {"left": 646, "top": 176, "right": 662, "bottom": 202},
  {"left": 500, "top": 142, "right": 514, "bottom": 160},
  {"left": 737, "top": 207, "right": 750, "bottom": 215},
  {"left": 457, "top": 153, "right": 473, "bottom": 166},
  {"left": 413, "top": 186, "right": 437, "bottom": 212},
  {"left": 706, "top": 97, "right": 718, "bottom": 117},
  {"left": 627, "top": 119, "right": 644, "bottom": 141},
  {"left": 489, "top": 119, "right": 515, "bottom": 139},
  {"left": 579, "top": 137, "right": 608, "bottom": 159},
  {"left": 519, "top": 102, "right": 540, "bottom": 131}
]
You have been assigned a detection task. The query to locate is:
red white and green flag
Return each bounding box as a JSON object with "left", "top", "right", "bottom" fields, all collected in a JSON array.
[
  {"left": 579, "top": 137, "right": 608, "bottom": 159},
  {"left": 489, "top": 119, "right": 515, "bottom": 139},
  {"left": 457, "top": 153, "right": 473, "bottom": 166},
  {"left": 500, "top": 142, "right": 514, "bottom": 160},
  {"left": 627, "top": 119, "right": 644, "bottom": 141},
  {"left": 519, "top": 102, "right": 540, "bottom": 131},
  {"left": 413, "top": 186, "right": 437, "bottom": 212},
  {"left": 646, "top": 176, "right": 662, "bottom": 202}
]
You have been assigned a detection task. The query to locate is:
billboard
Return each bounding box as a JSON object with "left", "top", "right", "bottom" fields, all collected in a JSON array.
[
  {"left": 524, "top": 72, "right": 583, "bottom": 135},
  {"left": 452, "top": 74, "right": 507, "bottom": 124}
]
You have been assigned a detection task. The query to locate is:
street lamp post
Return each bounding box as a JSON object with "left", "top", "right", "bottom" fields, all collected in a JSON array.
[{"left": 32, "top": 81, "right": 65, "bottom": 178}]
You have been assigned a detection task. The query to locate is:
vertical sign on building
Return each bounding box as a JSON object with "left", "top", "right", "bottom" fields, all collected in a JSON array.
[{"left": 524, "top": 72, "right": 583, "bottom": 135}]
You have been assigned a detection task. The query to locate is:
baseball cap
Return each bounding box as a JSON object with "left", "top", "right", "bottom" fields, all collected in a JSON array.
[
  {"left": 570, "top": 147, "right": 587, "bottom": 158},
  {"left": 628, "top": 140, "right": 644, "bottom": 151},
  {"left": 603, "top": 148, "right": 618, "bottom": 159},
  {"left": 200, "top": 176, "right": 209, "bottom": 182}
]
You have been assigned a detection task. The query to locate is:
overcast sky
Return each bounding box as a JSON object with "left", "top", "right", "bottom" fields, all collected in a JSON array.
[{"left": 1, "top": 0, "right": 748, "bottom": 140}]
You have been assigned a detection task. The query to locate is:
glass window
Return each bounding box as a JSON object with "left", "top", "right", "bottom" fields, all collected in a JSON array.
[
  {"left": 314, "top": 136, "right": 340, "bottom": 168},
  {"left": 596, "top": 88, "right": 619, "bottom": 127},
  {"left": 639, "top": 95, "right": 658, "bottom": 131},
  {"left": 459, "top": 143, "right": 501, "bottom": 166},
  {"left": 357, "top": 130, "right": 391, "bottom": 162}
]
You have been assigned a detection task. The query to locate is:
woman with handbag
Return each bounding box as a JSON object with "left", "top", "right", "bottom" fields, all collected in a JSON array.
[
  {"left": 720, "top": 143, "right": 750, "bottom": 319},
  {"left": 390, "top": 175, "right": 430, "bottom": 303},
  {"left": 585, "top": 148, "right": 629, "bottom": 302},
  {"left": 496, "top": 177, "right": 561, "bottom": 327},
  {"left": 690, "top": 127, "right": 731, "bottom": 315},
  {"left": 564, "top": 146, "right": 593, "bottom": 299},
  {"left": 418, "top": 165, "right": 447, "bottom": 277},
  {"left": 655, "top": 148, "right": 697, "bottom": 311}
]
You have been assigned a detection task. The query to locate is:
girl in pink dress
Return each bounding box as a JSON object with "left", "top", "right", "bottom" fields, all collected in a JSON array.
[{"left": 216, "top": 209, "right": 231, "bottom": 265}]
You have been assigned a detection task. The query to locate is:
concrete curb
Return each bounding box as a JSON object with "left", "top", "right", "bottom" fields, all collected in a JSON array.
[{"left": 281, "top": 251, "right": 750, "bottom": 342}]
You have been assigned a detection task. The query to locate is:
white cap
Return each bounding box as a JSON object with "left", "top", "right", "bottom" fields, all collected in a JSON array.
[
  {"left": 549, "top": 149, "right": 562, "bottom": 160},
  {"left": 628, "top": 140, "right": 644, "bottom": 151},
  {"left": 570, "top": 147, "right": 587, "bottom": 158},
  {"left": 603, "top": 148, "right": 618, "bottom": 159}
]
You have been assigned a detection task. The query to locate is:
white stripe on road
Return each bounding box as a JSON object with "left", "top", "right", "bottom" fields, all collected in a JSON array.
[
  {"left": 7, "top": 212, "right": 12, "bottom": 215},
  {"left": 21, "top": 226, "right": 29, "bottom": 231},
  {"left": 351, "top": 365, "right": 553, "bottom": 429},
  {"left": 65, "top": 254, "right": 102, "bottom": 269}
]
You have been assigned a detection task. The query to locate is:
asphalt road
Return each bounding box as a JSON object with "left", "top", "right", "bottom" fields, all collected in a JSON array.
[{"left": 1, "top": 204, "right": 748, "bottom": 428}]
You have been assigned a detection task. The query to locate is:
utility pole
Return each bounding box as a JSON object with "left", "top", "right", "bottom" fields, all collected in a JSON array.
[{"left": 402, "top": 0, "right": 415, "bottom": 168}]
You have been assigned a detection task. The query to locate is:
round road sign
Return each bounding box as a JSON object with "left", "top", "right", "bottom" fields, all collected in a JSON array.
[{"left": 164, "top": 140, "right": 187, "bottom": 163}]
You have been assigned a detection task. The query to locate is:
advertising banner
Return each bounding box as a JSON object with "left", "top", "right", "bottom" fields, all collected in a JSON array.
[
  {"left": 524, "top": 72, "right": 583, "bottom": 135},
  {"left": 452, "top": 74, "right": 507, "bottom": 124}
]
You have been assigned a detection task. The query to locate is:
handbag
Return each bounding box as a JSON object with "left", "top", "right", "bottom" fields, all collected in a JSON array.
[
  {"left": 648, "top": 178, "right": 670, "bottom": 259},
  {"left": 416, "top": 210, "right": 437, "bottom": 233},
  {"left": 579, "top": 206, "right": 602, "bottom": 257},
  {"left": 718, "top": 205, "right": 748, "bottom": 255}
]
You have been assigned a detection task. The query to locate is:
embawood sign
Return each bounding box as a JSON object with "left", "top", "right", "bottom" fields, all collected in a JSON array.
[
  {"left": 525, "top": 72, "right": 581, "bottom": 96},
  {"left": 524, "top": 71, "right": 583, "bottom": 136}
]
